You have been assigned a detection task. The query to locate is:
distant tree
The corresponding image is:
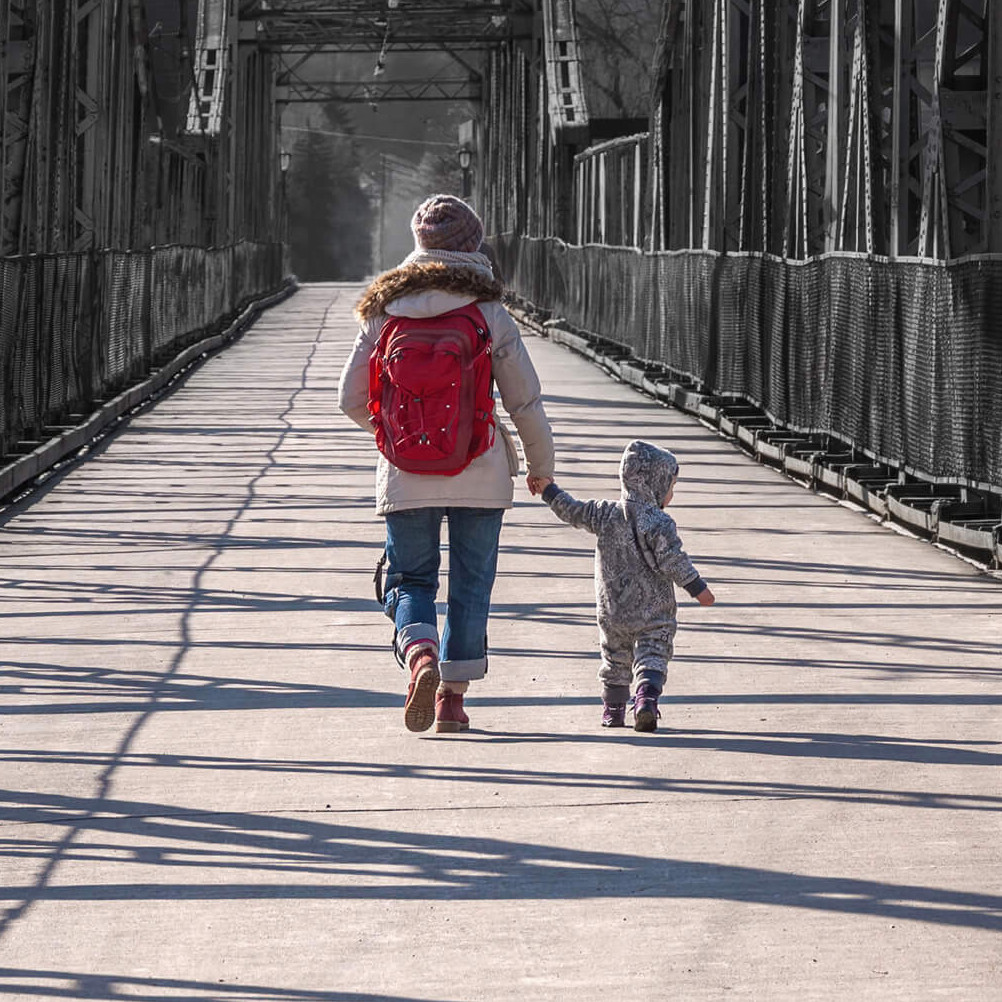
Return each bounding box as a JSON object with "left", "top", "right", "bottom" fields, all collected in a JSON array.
[
  {"left": 362, "top": 146, "right": 468, "bottom": 270},
  {"left": 416, "top": 149, "right": 462, "bottom": 197},
  {"left": 287, "top": 131, "right": 340, "bottom": 280},
  {"left": 575, "top": 0, "right": 662, "bottom": 119},
  {"left": 287, "top": 105, "right": 374, "bottom": 281}
]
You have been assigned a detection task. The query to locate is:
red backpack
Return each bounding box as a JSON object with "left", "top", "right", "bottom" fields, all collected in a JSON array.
[{"left": 367, "top": 303, "right": 495, "bottom": 476}]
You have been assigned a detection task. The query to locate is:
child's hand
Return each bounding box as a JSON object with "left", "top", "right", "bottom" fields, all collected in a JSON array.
[
  {"left": 696, "top": 586, "right": 715, "bottom": 606},
  {"left": 527, "top": 475, "right": 552, "bottom": 496}
]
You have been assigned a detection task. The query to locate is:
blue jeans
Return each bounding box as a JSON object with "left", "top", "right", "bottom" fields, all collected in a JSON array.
[{"left": 383, "top": 506, "right": 505, "bottom": 682}]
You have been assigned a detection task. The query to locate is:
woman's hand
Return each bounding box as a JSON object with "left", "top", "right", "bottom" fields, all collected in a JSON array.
[{"left": 527, "top": 475, "right": 552, "bottom": 496}]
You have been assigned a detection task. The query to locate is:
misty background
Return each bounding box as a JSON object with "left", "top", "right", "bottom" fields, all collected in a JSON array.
[{"left": 283, "top": 0, "right": 660, "bottom": 281}]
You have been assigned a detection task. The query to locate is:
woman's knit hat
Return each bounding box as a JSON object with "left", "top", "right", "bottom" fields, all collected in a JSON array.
[{"left": 410, "top": 194, "right": 484, "bottom": 253}]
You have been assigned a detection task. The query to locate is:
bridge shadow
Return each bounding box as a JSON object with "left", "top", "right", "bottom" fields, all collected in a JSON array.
[
  {"left": 1, "top": 788, "right": 1000, "bottom": 931},
  {"left": 0, "top": 582, "right": 377, "bottom": 626},
  {"left": 543, "top": 393, "right": 675, "bottom": 410},
  {"left": 459, "top": 727, "right": 1002, "bottom": 766},
  {"left": 3, "top": 753, "right": 1000, "bottom": 810},
  {"left": 1, "top": 523, "right": 380, "bottom": 550},
  {"left": 4, "top": 290, "right": 999, "bottom": 966},
  {"left": 0, "top": 969, "right": 427, "bottom": 1002},
  {"left": 500, "top": 534, "right": 998, "bottom": 590},
  {"left": 0, "top": 661, "right": 398, "bottom": 716},
  {"left": 0, "top": 306, "right": 340, "bottom": 946}
]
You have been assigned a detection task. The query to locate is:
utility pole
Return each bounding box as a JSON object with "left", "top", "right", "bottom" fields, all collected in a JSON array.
[{"left": 378, "top": 152, "right": 387, "bottom": 272}]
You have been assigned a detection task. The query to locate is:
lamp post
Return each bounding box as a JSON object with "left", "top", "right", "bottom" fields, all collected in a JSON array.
[
  {"left": 279, "top": 150, "right": 291, "bottom": 259},
  {"left": 458, "top": 146, "right": 472, "bottom": 199}
]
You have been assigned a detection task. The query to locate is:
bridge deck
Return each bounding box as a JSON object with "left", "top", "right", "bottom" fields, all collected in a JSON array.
[{"left": 2, "top": 285, "right": 1000, "bottom": 999}]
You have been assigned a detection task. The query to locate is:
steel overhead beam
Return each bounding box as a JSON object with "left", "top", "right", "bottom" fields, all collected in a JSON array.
[
  {"left": 256, "top": 39, "right": 516, "bottom": 52},
  {"left": 276, "top": 78, "right": 481, "bottom": 103},
  {"left": 238, "top": 0, "right": 534, "bottom": 23},
  {"left": 240, "top": 27, "right": 526, "bottom": 51},
  {"left": 240, "top": 0, "right": 528, "bottom": 12},
  {"left": 238, "top": 2, "right": 533, "bottom": 49}
]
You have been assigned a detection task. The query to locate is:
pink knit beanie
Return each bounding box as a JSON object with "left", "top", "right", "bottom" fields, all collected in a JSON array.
[{"left": 410, "top": 194, "right": 484, "bottom": 253}]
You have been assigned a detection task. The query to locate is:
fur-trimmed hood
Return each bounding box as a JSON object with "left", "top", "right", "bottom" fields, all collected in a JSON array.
[{"left": 355, "top": 262, "right": 503, "bottom": 321}]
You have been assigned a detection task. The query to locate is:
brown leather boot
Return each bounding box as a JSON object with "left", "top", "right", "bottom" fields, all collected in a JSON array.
[
  {"left": 435, "top": 685, "right": 470, "bottom": 733},
  {"left": 403, "top": 648, "right": 440, "bottom": 733}
]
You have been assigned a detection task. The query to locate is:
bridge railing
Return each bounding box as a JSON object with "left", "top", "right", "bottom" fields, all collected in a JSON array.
[
  {"left": 573, "top": 134, "right": 649, "bottom": 249},
  {"left": 491, "top": 1, "right": 1002, "bottom": 498},
  {"left": 496, "top": 235, "right": 1002, "bottom": 492},
  {"left": 0, "top": 242, "right": 286, "bottom": 464}
]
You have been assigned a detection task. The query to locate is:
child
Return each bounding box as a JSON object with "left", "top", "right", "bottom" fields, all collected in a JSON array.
[{"left": 536, "top": 440, "right": 714, "bottom": 731}]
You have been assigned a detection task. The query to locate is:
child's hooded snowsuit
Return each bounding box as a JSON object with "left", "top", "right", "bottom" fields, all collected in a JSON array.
[{"left": 542, "top": 440, "right": 706, "bottom": 696}]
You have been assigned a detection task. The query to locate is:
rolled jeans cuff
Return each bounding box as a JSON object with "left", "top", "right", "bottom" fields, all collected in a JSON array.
[
  {"left": 439, "top": 656, "right": 487, "bottom": 682},
  {"left": 396, "top": 622, "right": 439, "bottom": 660}
]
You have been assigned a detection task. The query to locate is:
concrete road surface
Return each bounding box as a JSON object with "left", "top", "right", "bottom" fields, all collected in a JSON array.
[{"left": 1, "top": 284, "right": 1000, "bottom": 1001}]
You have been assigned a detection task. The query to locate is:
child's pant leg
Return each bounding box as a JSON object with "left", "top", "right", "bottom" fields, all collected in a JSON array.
[
  {"left": 598, "top": 625, "right": 634, "bottom": 703},
  {"left": 632, "top": 623, "right": 677, "bottom": 690}
]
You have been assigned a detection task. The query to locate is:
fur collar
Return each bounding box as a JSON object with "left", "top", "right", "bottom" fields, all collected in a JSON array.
[{"left": 355, "top": 262, "right": 503, "bottom": 320}]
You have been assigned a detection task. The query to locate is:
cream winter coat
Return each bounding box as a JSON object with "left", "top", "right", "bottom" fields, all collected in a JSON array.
[{"left": 337, "top": 261, "right": 555, "bottom": 515}]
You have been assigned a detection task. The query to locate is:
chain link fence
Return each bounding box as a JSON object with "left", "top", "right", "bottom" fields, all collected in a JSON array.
[
  {"left": 0, "top": 241, "right": 286, "bottom": 461},
  {"left": 496, "top": 235, "right": 1002, "bottom": 491}
]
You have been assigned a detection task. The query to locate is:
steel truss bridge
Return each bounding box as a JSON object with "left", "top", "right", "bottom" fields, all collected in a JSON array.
[{"left": 1, "top": 0, "right": 1000, "bottom": 559}]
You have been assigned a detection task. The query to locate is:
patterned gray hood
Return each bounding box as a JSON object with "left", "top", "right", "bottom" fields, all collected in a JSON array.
[{"left": 619, "top": 440, "right": 679, "bottom": 509}]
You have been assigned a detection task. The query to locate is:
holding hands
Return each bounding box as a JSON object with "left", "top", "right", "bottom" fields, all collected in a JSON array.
[{"left": 527, "top": 475, "right": 553, "bottom": 496}]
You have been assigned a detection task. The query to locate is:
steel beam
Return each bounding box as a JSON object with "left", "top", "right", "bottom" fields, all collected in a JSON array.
[
  {"left": 74, "top": 0, "right": 106, "bottom": 250},
  {"left": 540, "top": 0, "right": 588, "bottom": 146},
  {"left": 186, "top": 0, "right": 229, "bottom": 134},
  {"left": 0, "top": 0, "right": 32, "bottom": 254},
  {"left": 990, "top": 0, "right": 1002, "bottom": 250},
  {"left": 700, "top": 0, "right": 768, "bottom": 253},
  {"left": 823, "top": 0, "right": 848, "bottom": 250},
  {"left": 241, "top": 0, "right": 532, "bottom": 11},
  {"left": 276, "top": 78, "right": 481, "bottom": 103},
  {"left": 783, "top": 0, "right": 809, "bottom": 258},
  {"left": 252, "top": 39, "right": 520, "bottom": 53},
  {"left": 938, "top": 0, "right": 990, "bottom": 255},
  {"left": 701, "top": 0, "right": 724, "bottom": 249},
  {"left": 239, "top": 0, "right": 532, "bottom": 50},
  {"left": 837, "top": 2, "right": 876, "bottom": 253}
]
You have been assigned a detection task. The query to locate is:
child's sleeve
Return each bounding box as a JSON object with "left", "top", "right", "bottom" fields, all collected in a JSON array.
[
  {"left": 541, "top": 482, "right": 607, "bottom": 536},
  {"left": 653, "top": 517, "right": 708, "bottom": 596}
]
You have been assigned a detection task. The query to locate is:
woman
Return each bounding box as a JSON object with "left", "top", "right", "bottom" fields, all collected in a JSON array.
[{"left": 337, "top": 194, "right": 554, "bottom": 733}]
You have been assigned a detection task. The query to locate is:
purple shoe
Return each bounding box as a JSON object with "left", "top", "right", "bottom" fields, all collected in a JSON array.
[
  {"left": 601, "top": 700, "right": 627, "bottom": 728},
  {"left": 632, "top": 683, "right": 661, "bottom": 732}
]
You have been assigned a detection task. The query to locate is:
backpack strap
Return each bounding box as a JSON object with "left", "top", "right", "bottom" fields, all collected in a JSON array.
[{"left": 373, "top": 550, "right": 387, "bottom": 604}]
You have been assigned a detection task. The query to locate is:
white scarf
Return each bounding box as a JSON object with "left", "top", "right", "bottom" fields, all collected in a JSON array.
[{"left": 402, "top": 247, "right": 495, "bottom": 281}]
